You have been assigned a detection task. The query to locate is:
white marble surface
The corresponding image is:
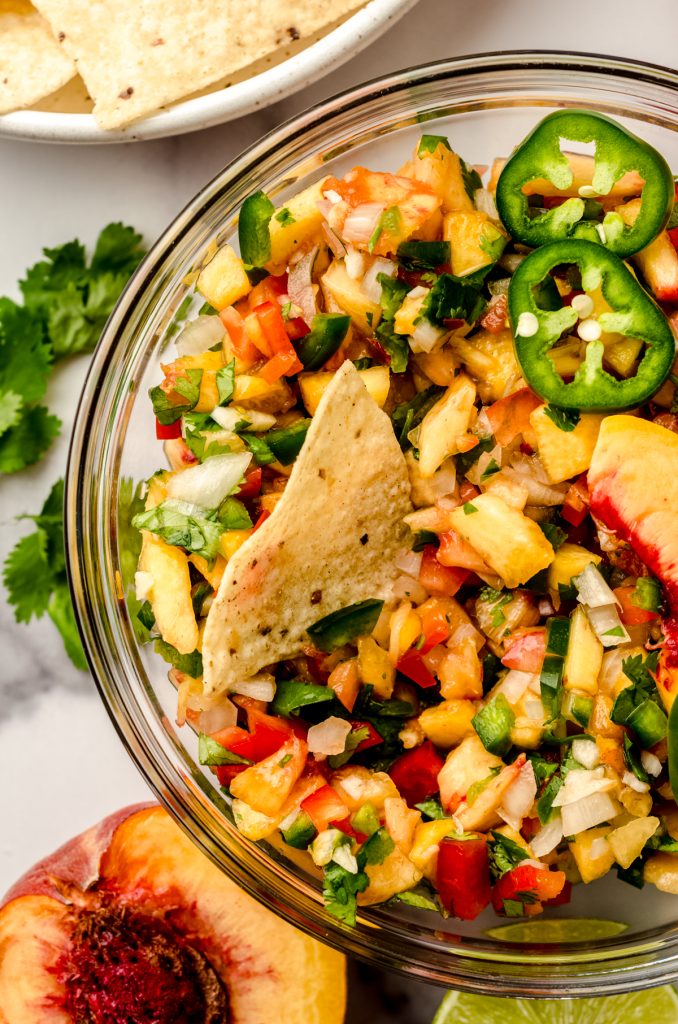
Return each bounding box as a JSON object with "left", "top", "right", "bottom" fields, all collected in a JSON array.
[{"left": 0, "top": 0, "right": 676, "bottom": 1010}]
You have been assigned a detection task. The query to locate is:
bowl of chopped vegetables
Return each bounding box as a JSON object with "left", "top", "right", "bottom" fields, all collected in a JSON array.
[{"left": 67, "top": 52, "right": 678, "bottom": 995}]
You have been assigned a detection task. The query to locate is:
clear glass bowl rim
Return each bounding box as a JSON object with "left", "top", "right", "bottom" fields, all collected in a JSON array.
[{"left": 66, "top": 50, "right": 678, "bottom": 997}]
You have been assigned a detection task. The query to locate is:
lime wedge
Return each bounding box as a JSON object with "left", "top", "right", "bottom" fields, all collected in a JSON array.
[
  {"left": 433, "top": 987, "right": 678, "bottom": 1024},
  {"left": 485, "top": 917, "right": 627, "bottom": 944}
]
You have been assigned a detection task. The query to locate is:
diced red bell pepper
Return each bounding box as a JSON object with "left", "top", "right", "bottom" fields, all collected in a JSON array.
[
  {"left": 486, "top": 387, "right": 541, "bottom": 446},
  {"left": 614, "top": 585, "right": 660, "bottom": 626},
  {"left": 155, "top": 417, "right": 182, "bottom": 440},
  {"left": 419, "top": 545, "right": 470, "bottom": 597},
  {"left": 254, "top": 301, "right": 294, "bottom": 355},
  {"left": 397, "top": 648, "right": 437, "bottom": 689},
  {"left": 252, "top": 509, "right": 271, "bottom": 532},
  {"left": 260, "top": 348, "right": 304, "bottom": 383},
  {"left": 220, "top": 305, "right": 261, "bottom": 362},
  {"left": 418, "top": 601, "right": 451, "bottom": 654},
  {"left": 331, "top": 817, "right": 368, "bottom": 843},
  {"left": 501, "top": 630, "right": 547, "bottom": 673},
  {"left": 237, "top": 465, "right": 263, "bottom": 500},
  {"left": 436, "top": 836, "right": 492, "bottom": 920},
  {"left": 285, "top": 316, "right": 311, "bottom": 341},
  {"left": 492, "top": 864, "right": 567, "bottom": 916},
  {"left": 215, "top": 764, "right": 247, "bottom": 787},
  {"left": 301, "top": 784, "right": 350, "bottom": 832},
  {"left": 562, "top": 473, "right": 590, "bottom": 527},
  {"left": 349, "top": 720, "right": 383, "bottom": 753},
  {"left": 212, "top": 715, "right": 291, "bottom": 763},
  {"left": 389, "top": 741, "right": 444, "bottom": 807}
]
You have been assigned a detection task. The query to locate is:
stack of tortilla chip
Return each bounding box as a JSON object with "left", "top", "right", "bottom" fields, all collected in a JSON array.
[{"left": 0, "top": 0, "right": 366, "bottom": 128}]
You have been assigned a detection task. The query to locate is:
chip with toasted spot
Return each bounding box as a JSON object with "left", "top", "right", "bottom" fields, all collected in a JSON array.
[
  {"left": 30, "top": 0, "right": 366, "bottom": 129},
  {"left": 0, "top": 0, "right": 75, "bottom": 114},
  {"left": 202, "top": 361, "right": 412, "bottom": 696}
]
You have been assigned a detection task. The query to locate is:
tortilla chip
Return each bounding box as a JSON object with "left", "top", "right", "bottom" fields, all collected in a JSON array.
[
  {"left": 31, "top": 0, "right": 366, "bottom": 130},
  {"left": 0, "top": 0, "right": 75, "bottom": 114},
  {"left": 203, "top": 361, "right": 412, "bottom": 696}
]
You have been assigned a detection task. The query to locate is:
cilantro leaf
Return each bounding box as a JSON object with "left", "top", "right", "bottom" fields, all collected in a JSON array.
[
  {"left": 544, "top": 406, "right": 580, "bottom": 432},
  {"left": 132, "top": 499, "right": 224, "bottom": 562},
  {"left": 488, "top": 831, "right": 529, "bottom": 881},
  {"left": 0, "top": 391, "right": 23, "bottom": 437},
  {"left": 322, "top": 859, "right": 369, "bottom": 926},
  {"left": 0, "top": 405, "right": 61, "bottom": 474},
  {"left": 3, "top": 479, "right": 87, "bottom": 669}
]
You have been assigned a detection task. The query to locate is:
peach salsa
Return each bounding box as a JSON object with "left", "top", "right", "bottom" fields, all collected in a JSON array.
[{"left": 131, "top": 111, "right": 678, "bottom": 926}]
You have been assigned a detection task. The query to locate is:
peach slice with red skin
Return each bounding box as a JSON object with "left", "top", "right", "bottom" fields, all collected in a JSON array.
[
  {"left": 588, "top": 415, "right": 678, "bottom": 707},
  {"left": 0, "top": 804, "right": 345, "bottom": 1024}
]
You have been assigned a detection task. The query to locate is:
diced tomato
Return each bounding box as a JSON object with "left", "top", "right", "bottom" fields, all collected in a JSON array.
[
  {"left": 479, "top": 294, "right": 508, "bottom": 334},
  {"left": 252, "top": 509, "right": 271, "bottom": 532},
  {"left": 254, "top": 301, "right": 294, "bottom": 355},
  {"left": 486, "top": 387, "right": 541, "bottom": 446},
  {"left": 237, "top": 465, "right": 263, "bottom": 500},
  {"left": 614, "top": 585, "right": 659, "bottom": 626},
  {"left": 248, "top": 274, "right": 288, "bottom": 307},
  {"left": 285, "top": 316, "right": 311, "bottom": 341},
  {"left": 349, "top": 720, "right": 383, "bottom": 753},
  {"left": 419, "top": 544, "right": 470, "bottom": 597},
  {"left": 437, "top": 837, "right": 492, "bottom": 920},
  {"left": 327, "top": 659, "right": 360, "bottom": 711},
  {"left": 436, "top": 531, "right": 489, "bottom": 575},
  {"left": 459, "top": 480, "right": 479, "bottom": 503},
  {"left": 543, "top": 879, "right": 572, "bottom": 907},
  {"left": 389, "top": 741, "right": 444, "bottom": 807},
  {"left": 301, "top": 784, "right": 350, "bottom": 832},
  {"left": 220, "top": 305, "right": 261, "bottom": 362},
  {"left": 502, "top": 630, "right": 547, "bottom": 673},
  {"left": 397, "top": 648, "right": 437, "bottom": 689},
  {"left": 418, "top": 600, "right": 451, "bottom": 654},
  {"left": 215, "top": 764, "right": 247, "bottom": 787},
  {"left": 492, "top": 864, "right": 567, "bottom": 916},
  {"left": 562, "top": 473, "right": 590, "bottom": 527},
  {"left": 155, "top": 417, "right": 182, "bottom": 440},
  {"left": 260, "top": 348, "right": 303, "bottom": 383}
]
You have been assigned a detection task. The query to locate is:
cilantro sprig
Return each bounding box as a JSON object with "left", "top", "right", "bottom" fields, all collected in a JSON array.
[{"left": 0, "top": 224, "right": 145, "bottom": 474}]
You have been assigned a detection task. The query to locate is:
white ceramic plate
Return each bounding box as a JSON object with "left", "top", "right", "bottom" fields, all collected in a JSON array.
[{"left": 0, "top": 0, "right": 416, "bottom": 144}]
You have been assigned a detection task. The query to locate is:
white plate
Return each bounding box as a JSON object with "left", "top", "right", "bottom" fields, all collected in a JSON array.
[{"left": 0, "top": 0, "right": 416, "bottom": 144}]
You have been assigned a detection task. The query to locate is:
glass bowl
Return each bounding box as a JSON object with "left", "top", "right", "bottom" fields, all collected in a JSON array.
[{"left": 67, "top": 51, "right": 678, "bottom": 997}]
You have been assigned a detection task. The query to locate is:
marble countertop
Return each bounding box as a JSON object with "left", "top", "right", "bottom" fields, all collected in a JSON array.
[{"left": 1, "top": 0, "right": 676, "bottom": 1015}]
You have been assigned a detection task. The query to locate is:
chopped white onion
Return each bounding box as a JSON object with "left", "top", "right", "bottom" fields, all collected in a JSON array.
[
  {"left": 586, "top": 604, "right": 631, "bottom": 648},
  {"left": 497, "top": 669, "right": 537, "bottom": 704},
  {"left": 324, "top": 189, "right": 343, "bottom": 205},
  {"left": 134, "top": 570, "right": 154, "bottom": 602},
  {"left": 230, "top": 675, "right": 277, "bottom": 702},
  {"left": 362, "top": 257, "right": 396, "bottom": 303},
  {"left": 571, "top": 738, "right": 600, "bottom": 770},
  {"left": 552, "top": 767, "right": 615, "bottom": 807},
  {"left": 321, "top": 222, "right": 346, "bottom": 258},
  {"left": 560, "top": 791, "right": 620, "bottom": 836},
  {"left": 474, "top": 188, "right": 500, "bottom": 222},
  {"left": 198, "top": 699, "right": 237, "bottom": 734},
  {"left": 175, "top": 314, "right": 225, "bottom": 356},
  {"left": 449, "top": 622, "right": 484, "bottom": 650},
  {"left": 525, "top": 699, "right": 545, "bottom": 721},
  {"left": 342, "top": 203, "right": 384, "bottom": 243},
  {"left": 311, "top": 828, "right": 344, "bottom": 866},
  {"left": 498, "top": 760, "right": 537, "bottom": 832},
  {"left": 641, "top": 750, "right": 663, "bottom": 777},
  {"left": 307, "top": 717, "right": 352, "bottom": 756},
  {"left": 166, "top": 452, "right": 252, "bottom": 509},
  {"left": 395, "top": 548, "right": 423, "bottom": 577},
  {"left": 344, "top": 245, "right": 366, "bottom": 280},
  {"left": 409, "top": 318, "right": 445, "bottom": 354},
  {"left": 530, "top": 815, "right": 564, "bottom": 857},
  {"left": 538, "top": 597, "right": 555, "bottom": 617},
  {"left": 211, "top": 404, "right": 276, "bottom": 433},
  {"left": 623, "top": 771, "right": 651, "bottom": 794},
  {"left": 393, "top": 575, "right": 428, "bottom": 603},
  {"left": 575, "top": 563, "right": 619, "bottom": 608},
  {"left": 332, "top": 844, "right": 359, "bottom": 874},
  {"left": 588, "top": 836, "right": 611, "bottom": 860},
  {"left": 407, "top": 286, "right": 429, "bottom": 300}
]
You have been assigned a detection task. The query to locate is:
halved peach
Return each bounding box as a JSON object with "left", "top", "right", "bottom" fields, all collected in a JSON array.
[{"left": 0, "top": 804, "right": 345, "bottom": 1024}]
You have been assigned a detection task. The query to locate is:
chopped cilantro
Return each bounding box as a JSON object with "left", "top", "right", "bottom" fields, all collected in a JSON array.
[
  {"left": 198, "top": 734, "right": 252, "bottom": 766},
  {"left": 488, "top": 831, "right": 529, "bottom": 881},
  {"left": 216, "top": 359, "right": 235, "bottom": 405},
  {"left": 417, "top": 134, "right": 452, "bottom": 156},
  {"left": 415, "top": 796, "right": 447, "bottom": 820},
  {"left": 368, "top": 206, "right": 403, "bottom": 253},
  {"left": 150, "top": 368, "right": 203, "bottom": 425},
  {"left": 460, "top": 157, "right": 483, "bottom": 199},
  {"left": 274, "top": 207, "right": 296, "bottom": 227},
  {"left": 411, "top": 530, "right": 439, "bottom": 552},
  {"left": 391, "top": 385, "right": 445, "bottom": 449},
  {"left": 154, "top": 638, "right": 203, "bottom": 678},
  {"left": 463, "top": 501, "right": 478, "bottom": 515},
  {"left": 328, "top": 725, "right": 373, "bottom": 769},
  {"left": 132, "top": 499, "right": 224, "bottom": 561},
  {"left": 539, "top": 521, "right": 568, "bottom": 551},
  {"left": 3, "top": 478, "right": 87, "bottom": 669},
  {"left": 361, "top": 827, "right": 395, "bottom": 866},
  {"left": 418, "top": 273, "right": 485, "bottom": 327},
  {"left": 456, "top": 435, "right": 494, "bottom": 475},
  {"left": 630, "top": 576, "right": 662, "bottom": 613},
  {"left": 322, "top": 859, "right": 368, "bottom": 926}
]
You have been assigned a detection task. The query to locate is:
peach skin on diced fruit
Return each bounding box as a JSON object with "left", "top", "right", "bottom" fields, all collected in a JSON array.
[
  {"left": 588, "top": 415, "right": 678, "bottom": 706},
  {"left": 616, "top": 197, "right": 678, "bottom": 303},
  {"left": 0, "top": 805, "right": 345, "bottom": 1024},
  {"left": 229, "top": 733, "right": 307, "bottom": 816}
]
